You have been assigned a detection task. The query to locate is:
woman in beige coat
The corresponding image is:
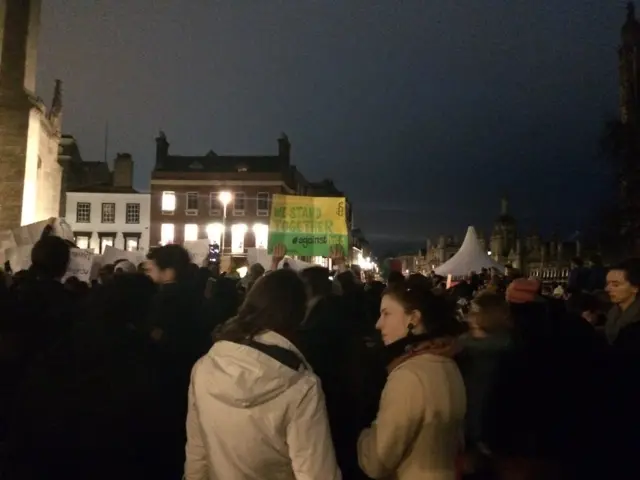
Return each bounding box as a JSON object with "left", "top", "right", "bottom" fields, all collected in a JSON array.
[{"left": 358, "top": 280, "right": 466, "bottom": 480}]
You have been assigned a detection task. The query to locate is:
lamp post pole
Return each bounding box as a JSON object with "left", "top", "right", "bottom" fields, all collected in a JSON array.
[
  {"left": 222, "top": 203, "right": 227, "bottom": 253},
  {"left": 219, "top": 191, "right": 232, "bottom": 254}
]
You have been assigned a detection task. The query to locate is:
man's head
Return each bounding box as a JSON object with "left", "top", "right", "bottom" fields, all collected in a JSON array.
[
  {"left": 145, "top": 245, "right": 191, "bottom": 284},
  {"left": 31, "top": 236, "right": 70, "bottom": 279}
]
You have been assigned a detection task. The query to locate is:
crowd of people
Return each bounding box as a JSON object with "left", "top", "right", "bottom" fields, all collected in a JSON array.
[{"left": 0, "top": 230, "right": 639, "bottom": 479}]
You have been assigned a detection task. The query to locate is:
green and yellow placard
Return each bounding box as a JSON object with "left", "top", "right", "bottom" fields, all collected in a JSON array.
[{"left": 268, "top": 194, "right": 349, "bottom": 256}]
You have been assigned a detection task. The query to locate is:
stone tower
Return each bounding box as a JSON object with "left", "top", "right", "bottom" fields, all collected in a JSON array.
[
  {"left": 620, "top": 2, "right": 640, "bottom": 125},
  {"left": 0, "top": 0, "right": 63, "bottom": 230}
]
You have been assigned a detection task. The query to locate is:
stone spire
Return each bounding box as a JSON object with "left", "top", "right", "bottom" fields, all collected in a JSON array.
[
  {"left": 622, "top": 1, "right": 640, "bottom": 45},
  {"left": 49, "top": 79, "right": 62, "bottom": 118}
]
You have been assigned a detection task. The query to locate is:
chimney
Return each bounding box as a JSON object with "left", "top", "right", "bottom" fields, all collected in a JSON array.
[
  {"left": 278, "top": 132, "right": 290, "bottom": 163},
  {"left": 113, "top": 153, "right": 133, "bottom": 188},
  {"left": 155, "top": 131, "right": 169, "bottom": 166}
]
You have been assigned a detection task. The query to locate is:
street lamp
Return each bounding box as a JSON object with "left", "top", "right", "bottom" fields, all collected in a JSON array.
[{"left": 219, "top": 191, "right": 232, "bottom": 253}]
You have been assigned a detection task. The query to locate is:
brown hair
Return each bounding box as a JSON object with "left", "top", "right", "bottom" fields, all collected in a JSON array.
[
  {"left": 214, "top": 269, "right": 306, "bottom": 343},
  {"left": 383, "top": 279, "right": 463, "bottom": 338},
  {"left": 469, "top": 291, "right": 511, "bottom": 333}
]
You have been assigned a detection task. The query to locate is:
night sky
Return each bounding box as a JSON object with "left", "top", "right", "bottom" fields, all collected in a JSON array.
[{"left": 37, "top": 1, "right": 621, "bottom": 252}]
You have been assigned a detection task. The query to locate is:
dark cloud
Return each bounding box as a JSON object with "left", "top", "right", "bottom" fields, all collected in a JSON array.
[{"left": 38, "top": 0, "right": 622, "bottom": 251}]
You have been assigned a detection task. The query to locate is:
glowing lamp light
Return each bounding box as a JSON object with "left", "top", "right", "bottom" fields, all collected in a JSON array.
[
  {"left": 237, "top": 266, "right": 248, "bottom": 278},
  {"left": 219, "top": 191, "right": 232, "bottom": 207}
]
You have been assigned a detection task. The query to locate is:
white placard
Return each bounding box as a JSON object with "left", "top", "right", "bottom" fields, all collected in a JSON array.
[
  {"left": 4, "top": 245, "right": 33, "bottom": 272},
  {"left": 184, "top": 239, "right": 210, "bottom": 266},
  {"left": 62, "top": 249, "right": 94, "bottom": 283},
  {"left": 101, "top": 245, "right": 146, "bottom": 267}
]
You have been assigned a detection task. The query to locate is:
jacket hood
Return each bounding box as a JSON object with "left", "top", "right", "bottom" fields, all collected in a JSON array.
[{"left": 202, "top": 331, "right": 310, "bottom": 408}]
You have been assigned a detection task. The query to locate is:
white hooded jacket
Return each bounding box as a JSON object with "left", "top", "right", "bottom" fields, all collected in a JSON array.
[{"left": 184, "top": 330, "right": 342, "bottom": 480}]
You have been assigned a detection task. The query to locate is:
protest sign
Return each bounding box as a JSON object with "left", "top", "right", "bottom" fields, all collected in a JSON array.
[
  {"left": 184, "top": 239, "right": 210, "bottom": 266},
  {"left": 0, "top": 218, "right": 75, "bottom": 252},
  {"left": 102, "top": 245, "right": 146, "bottom": 267},
  {"left": 4, "top": 245, "right": 33, "bottom": 272},
  {"left": 268, "top": 194, "right": 348, "bottom": 256},
  {"left": 62, "top": 249, "right": 94, "bottom": 283}
]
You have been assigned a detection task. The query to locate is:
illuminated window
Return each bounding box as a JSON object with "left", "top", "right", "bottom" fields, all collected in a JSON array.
[
  {"left": 233, "top": 192, "right": 246, "bottom": 216},
  {"left": 161, "top": 191, "right": 176, "bottom": 214},
  {"left": 99, "top": 236, "right": 114, "bottom": 254},
  {"left": 206, "top": 223, "right": 223, "bottom": 246},
  {"left": 75, "top": 235, "right": 90, "bottom": 250},
  {"left": 101, "top": 203, "right": 115, "bottom": 223},
  {"left": 231, "top": 224, "right": 247, "bottom": 254},
  {"left": 253, "top": 223, "right": 269, "bottom": 249},
  {"left": 76, "top": 202, "right": 91, "bottom": 223},
  {"left": 184, "top": 224, "right": 199, "bottom": 242},
  {"left": 160, "top": 223, "right": 174, "bottom": 245},
  {"left": 125, "top": 237, "right": 139, "bottom": 251}
]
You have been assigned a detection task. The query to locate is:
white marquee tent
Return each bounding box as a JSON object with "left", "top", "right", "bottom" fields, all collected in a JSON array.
[{"left": 434, "top": 226, "right": 505, "bottom": 276}]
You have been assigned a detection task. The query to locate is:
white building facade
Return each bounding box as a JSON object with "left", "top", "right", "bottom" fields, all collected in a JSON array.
[{"left": 64, "top": 191, "right": 151, "bottom": 254}]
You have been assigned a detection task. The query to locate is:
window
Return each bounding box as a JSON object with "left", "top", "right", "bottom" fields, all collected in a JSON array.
[
  {"left": 125, "top": 237, "right": 139, "bottom": 251},
  {"left": 160, "top": 223, "right": 174, "bottom": 245},
  {"left": 101, "top": 203, "right": 115, "bottom": 223},
  {"left": 253, "top": 223, "right": 269, "bottom": 249},
  {"left": 162, "top": 191, "right": 176, "bottom": 214},
  {"left": 231, "top": 224, "right": 247, "bottom": 254},
  {"left": 126, "top": 203, "right": 140, "bottom": 224},
  {"left": 76, "top": 202, "right": 91, "bottom": 223},
  {"left": 209, "top": 192, "right": 221, "bottom": 215},
  {"left": 75, "top": 235, "right": 90, "bottom": 250},
  {"left": 206, "top": 223, "right": 223, "bottom": 247},
  {"left": 256, "top": 192, "right": 270, "bottom": 216},
  {"left": 184, "top": 224, "right": 199, "bottom": 242},
  {"left": 233, "top": 192, "right": 246, "bottom": 216},
  {"left": 98, "top": 235, "right": 115, "bottom": 254},
  {"left": 186, "top": 192, "right": 198, "bottom": 214}
]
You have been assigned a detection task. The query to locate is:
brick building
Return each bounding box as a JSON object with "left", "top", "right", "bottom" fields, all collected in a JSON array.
[
  {"left": 149, "top": 132, "right": 353, "bottom": 259},
  {"left": 151, "top": 132, "right": 350, "bottom": 258},
  {"left": 0, "top": 0, "right": 64, "bottom": 230}
]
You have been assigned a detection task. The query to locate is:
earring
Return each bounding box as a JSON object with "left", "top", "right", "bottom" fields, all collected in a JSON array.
[{"left": 407, "top": 323, "right": 415, "bottom": 336}]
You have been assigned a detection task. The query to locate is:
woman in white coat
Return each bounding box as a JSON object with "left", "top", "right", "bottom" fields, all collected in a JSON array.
[
  {"left": 184, "top": 268, "right": 341, "bottom": 480},
  {"left": 358, "top": 280, "right": 466, "bottom": 480}
]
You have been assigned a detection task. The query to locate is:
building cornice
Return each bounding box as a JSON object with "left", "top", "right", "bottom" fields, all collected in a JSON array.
[{"left": 150, "top": 179, "right": 295, "bottom": 192}]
